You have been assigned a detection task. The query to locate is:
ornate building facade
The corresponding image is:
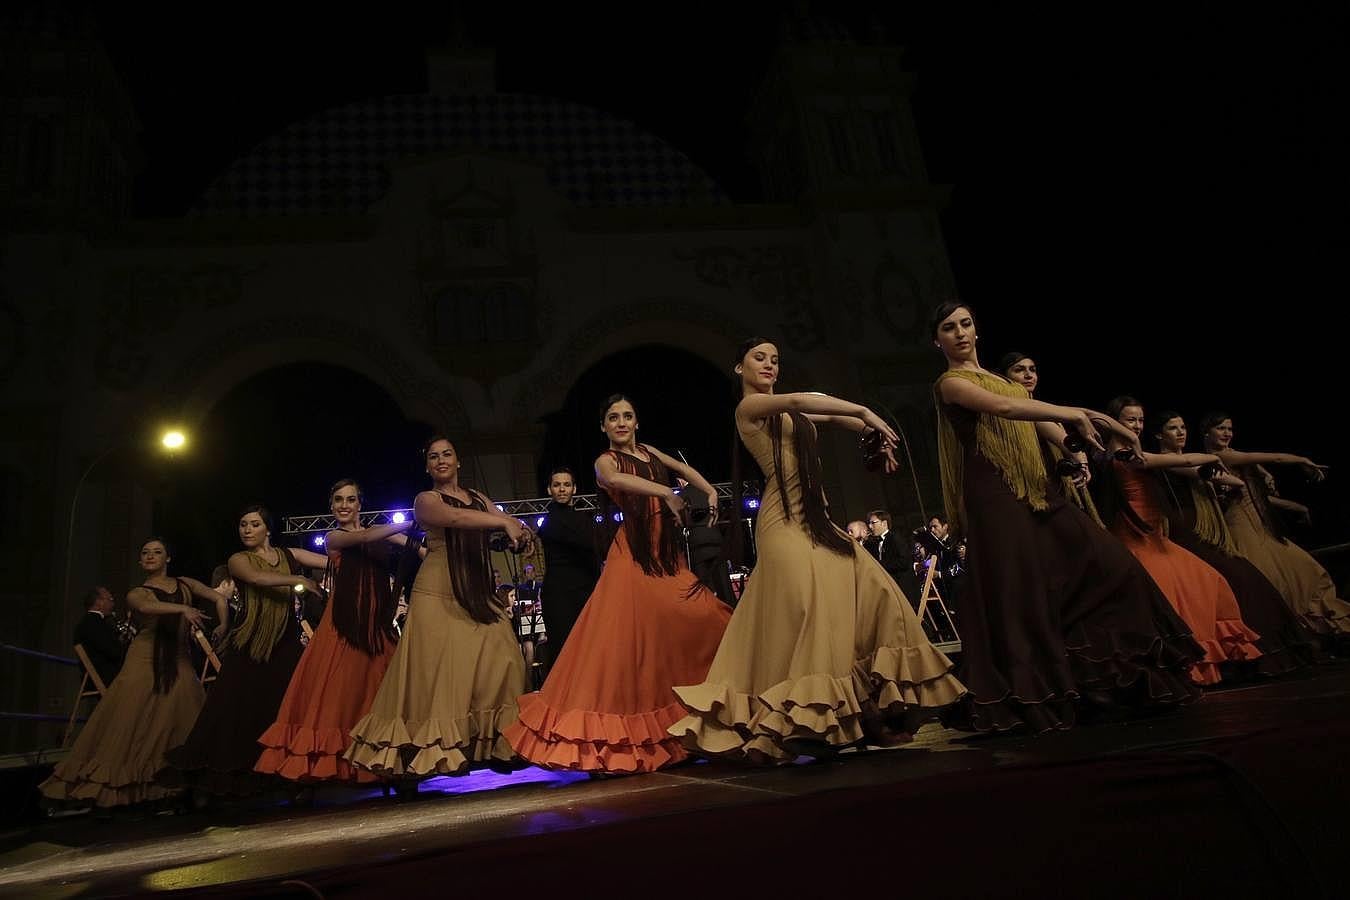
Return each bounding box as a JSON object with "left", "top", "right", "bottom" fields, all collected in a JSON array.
[{"left": 0, "top": 16, "right": 955, "bottom": 743}]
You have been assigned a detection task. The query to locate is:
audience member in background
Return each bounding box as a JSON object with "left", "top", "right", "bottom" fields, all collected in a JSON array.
[{"left": 75, "top": 586, "right": 126, "bottom": 689}]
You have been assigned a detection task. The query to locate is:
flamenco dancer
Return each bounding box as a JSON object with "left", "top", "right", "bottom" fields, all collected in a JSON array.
[
  {"left": 254, "top": 479, "right": 413, "bottom": 786},
  {"left": 1092, "top": 398, "right": 1262, "bottom": 684},
  {"left": 43, "top": 539, "right": 224, "bottom": 812},
  {"left": 1150, "top": 410, "right": 1317, "bottom": 675},
  {"left": 505, "top": 395, "right": 733, "bottom": 774},
  {"left": 669, "top": 339, "right": 965, "bottom": 763},
  {"left": 161, "top": 505, "right": 326, "bottom": 797},
  {"left": 931, "top": 302, "right": 1202, "bottom": 732},
  {"left": 1200, "top": 411, "right": 1350, "bottom": 642},
  {"left": 999, "top": 351, "right": 1103, "bottom": 526},
  {"left": 344, "top": 438, "right": 528, "bottom": 780}
]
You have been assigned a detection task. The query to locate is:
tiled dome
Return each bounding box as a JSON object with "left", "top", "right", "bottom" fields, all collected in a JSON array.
[{"left": 194, "top": 93, "right": 728, "bottom": 215}]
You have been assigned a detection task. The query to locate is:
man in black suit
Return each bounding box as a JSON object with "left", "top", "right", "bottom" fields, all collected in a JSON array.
[
  {"left": 867, "top": 509, "right": 921, "bottom": 603},
  {"left": 536, "top": 467, "right": 602, "bottom": 664},
  {"left": 74, "top": 586, "right": 125, "bottom": 688}
]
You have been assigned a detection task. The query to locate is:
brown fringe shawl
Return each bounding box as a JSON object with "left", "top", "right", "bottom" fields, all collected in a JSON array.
[
  {"left": 228, "top": 547, "right": 298, "bottom": 663},
  {"left": 935, "top": 369, "right": 1048, "bottom": 534}
]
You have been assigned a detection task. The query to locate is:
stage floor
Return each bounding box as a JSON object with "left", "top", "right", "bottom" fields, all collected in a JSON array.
[{"left": 2, "top": 663, "right": 1348, "bottom": 898}]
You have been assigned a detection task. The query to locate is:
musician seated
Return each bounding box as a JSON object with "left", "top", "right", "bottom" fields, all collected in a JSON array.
[{"left": 74, "top": 586, "right": 126, "bottom": 688}]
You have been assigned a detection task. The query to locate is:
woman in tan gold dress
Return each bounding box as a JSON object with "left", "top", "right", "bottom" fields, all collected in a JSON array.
[
  {"left": 345, "top": 437, "right": 529, "bottom": 782},
  {"left": 1201, "top": 411, "right": 1349, "bottom": 640},
  {"left": 670, "top": 338, "right": 966, "bottom": 763},
  {"left": 42, "top": 538, "right": 226, "bottom": 810}
]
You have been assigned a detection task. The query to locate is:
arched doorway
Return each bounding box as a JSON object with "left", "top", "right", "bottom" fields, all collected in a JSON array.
[
  {"left": 536, "top": 344, "right": 735, "bottom": 493},
  {"left": 154, "top": 362, "right": 434, "bottom": 579}
]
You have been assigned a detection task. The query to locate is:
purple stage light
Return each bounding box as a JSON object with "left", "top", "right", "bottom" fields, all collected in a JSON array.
[
  {"left": 744, "top": 498, "right": 760, "bottom": 510},
  {"left": 612, "top": 511, "right": 624, "bottom": 523},
  {"left": 391, "top": 511, "right": 407, "bottom": 524},
  {"left": 594, "top": 514, "right": 604, "bottom": 524},
  {"left": 535, "top": 515, "right": 546, "bottom": 528},
  {"left": 312, "top": 534, "right": 325, "bottom": 547}
]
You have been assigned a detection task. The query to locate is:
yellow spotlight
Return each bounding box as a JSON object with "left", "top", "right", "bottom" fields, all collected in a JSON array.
[{"left": 161, "top": 430, "right": 187, "bottom": 451}]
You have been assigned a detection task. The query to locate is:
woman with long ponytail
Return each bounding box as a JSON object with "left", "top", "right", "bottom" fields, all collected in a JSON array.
[{"left": 669, "top": 338, "right": 965, "bottom": 763}]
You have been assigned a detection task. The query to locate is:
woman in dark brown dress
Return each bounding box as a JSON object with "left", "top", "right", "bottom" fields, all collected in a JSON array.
[
  {"left": 932, "top": 301, "right": 1202, "bottom": 733},
  {"left": 161, "top": 504, "right": 326, "bottom": 796}
]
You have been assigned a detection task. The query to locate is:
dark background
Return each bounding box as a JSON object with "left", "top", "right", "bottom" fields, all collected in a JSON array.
[{"left": 71, "top": 3, "right": 1349, "bottom": 573}]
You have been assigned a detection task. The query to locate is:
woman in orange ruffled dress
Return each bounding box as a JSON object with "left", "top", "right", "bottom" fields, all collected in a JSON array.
[
  {"left": 1094, "top": 398, "right": 1262, "bottom": 684},
  {"left": 255, "top": 479, "right": 412, "bottom": 786},
  {"left": 505, "top": 394, "right": 733, "bottom": 774}
]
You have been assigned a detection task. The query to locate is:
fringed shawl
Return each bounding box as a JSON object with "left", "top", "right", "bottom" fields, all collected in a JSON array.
[
  {"left": 1189, "top": 479, "right": 1239, "bottom": 554},
  {"left": 435, "top": 490, "right": 503, "bottom": 625},
  {"left": 229, "top": 547, "right": 298, "bottom": 663},
  {"left": 1046, "top": 441, "right": 1106, "bottom": 527},
  {"left": 600, "top": 447, "right": 683, "bottom": 578},
  {"left": 935, "top": 369, "right": 1048, "bottom": 533},
  {"left": 329, "top": 540, "right": 398, "bottom": 655}
]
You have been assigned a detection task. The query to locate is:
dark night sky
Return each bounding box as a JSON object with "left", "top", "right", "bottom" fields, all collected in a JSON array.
[{"left": 75, "top": 3, "right": 1350, "bottom": 563}]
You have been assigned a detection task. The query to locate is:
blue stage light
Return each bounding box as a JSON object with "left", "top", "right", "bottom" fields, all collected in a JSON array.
[
  {"left": 391, "top": 511, "right": 407, "bottom": 524},
  {"left": 535, "top": 516, "right": 546, "bottom": 528},
  {"left": 744, "top": 498, "right": 760, "bottom": 510},
  {"left": 313, "top": 534, "right": 326, "bottom": 547}
]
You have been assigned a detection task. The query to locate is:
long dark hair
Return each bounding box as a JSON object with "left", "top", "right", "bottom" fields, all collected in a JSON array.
[
  {"left": 1149, "top": 409, "right": 1185, "bottom": 452},
  {"left": 928, "top": 299, "right": 976, "bottom": 340},
  {"left": 1199, "top": 410, "right": 1231, "bottom": 442},
  {"left": 1106, "top": 395, "right": 1142, "bottom": 422},
  {"left": 997, "top": 350, "right": 1030, "bottom": 375},
  {"left": 421, "top": 436, "right": 502, "bottom": 625},
  {"left": 140, "top": 537, "right": 183, "bottom": 694},
  {"left": 238, "top": 503, "right": 274, "bottom": 535},
  {"left": 730, "top": 337, "right": 852, "bottom": 557},
  {"left": 326, "top": 478, "right": 399, "bottom": 655},
  {"left": 1199, "top": 411, "right": 1283, "bottom": 539},
  {"left": 598, "top": 394, "right": 685, "bottom": 576}
]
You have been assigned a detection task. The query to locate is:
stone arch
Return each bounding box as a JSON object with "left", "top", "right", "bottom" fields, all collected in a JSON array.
[
  {"left": 509, "top": 298, "right": 818, "bottom": 424},
  {"left": 155, "top": 314, "right": 470, "bottom": 434}
]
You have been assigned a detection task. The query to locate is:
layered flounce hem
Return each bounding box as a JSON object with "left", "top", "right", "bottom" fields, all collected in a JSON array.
[
  {"left": 1067, "top": 623, "right": 1203, "bottom": 720},
  {"left": 1187, "top": 620, "right": 1264, "bottom": 685},
  {"left": 944, "top": 626, "right": 1204, "bottom": 735},
  {"left": 1300, "top": 609, "right": 1350, "bottom": 636},
  {"left": 41, "top": 758, "right": 182, "bottom": 809},
  {"left": 255, "top": 723, "right": 385, "bottom": 783},
  {"left": 343, "top": 705, "right": 519, "bottom": 777},
  {"left": 669, "top": 643, "right": 966, "bottom": 764},
  {"left": 1248, "top": 627, "right": 1319, "bottom": 678},
  {"left": 504, "top": 692, "right": 689, "bottom": 773}
]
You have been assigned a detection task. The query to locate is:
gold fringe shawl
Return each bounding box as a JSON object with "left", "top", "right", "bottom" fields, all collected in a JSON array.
[
  {"left": 1190, "top": 479, "right": 1240, "bottom": 555},
  {"left": 228, "top": 549, "right": 294, "bottom": 663},
  {"left": 936, "top": 369, "right": 1048, "bottom": 534},
  {"left": 1048, "top": 441, "right": 1105, "bottom": 527}
]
